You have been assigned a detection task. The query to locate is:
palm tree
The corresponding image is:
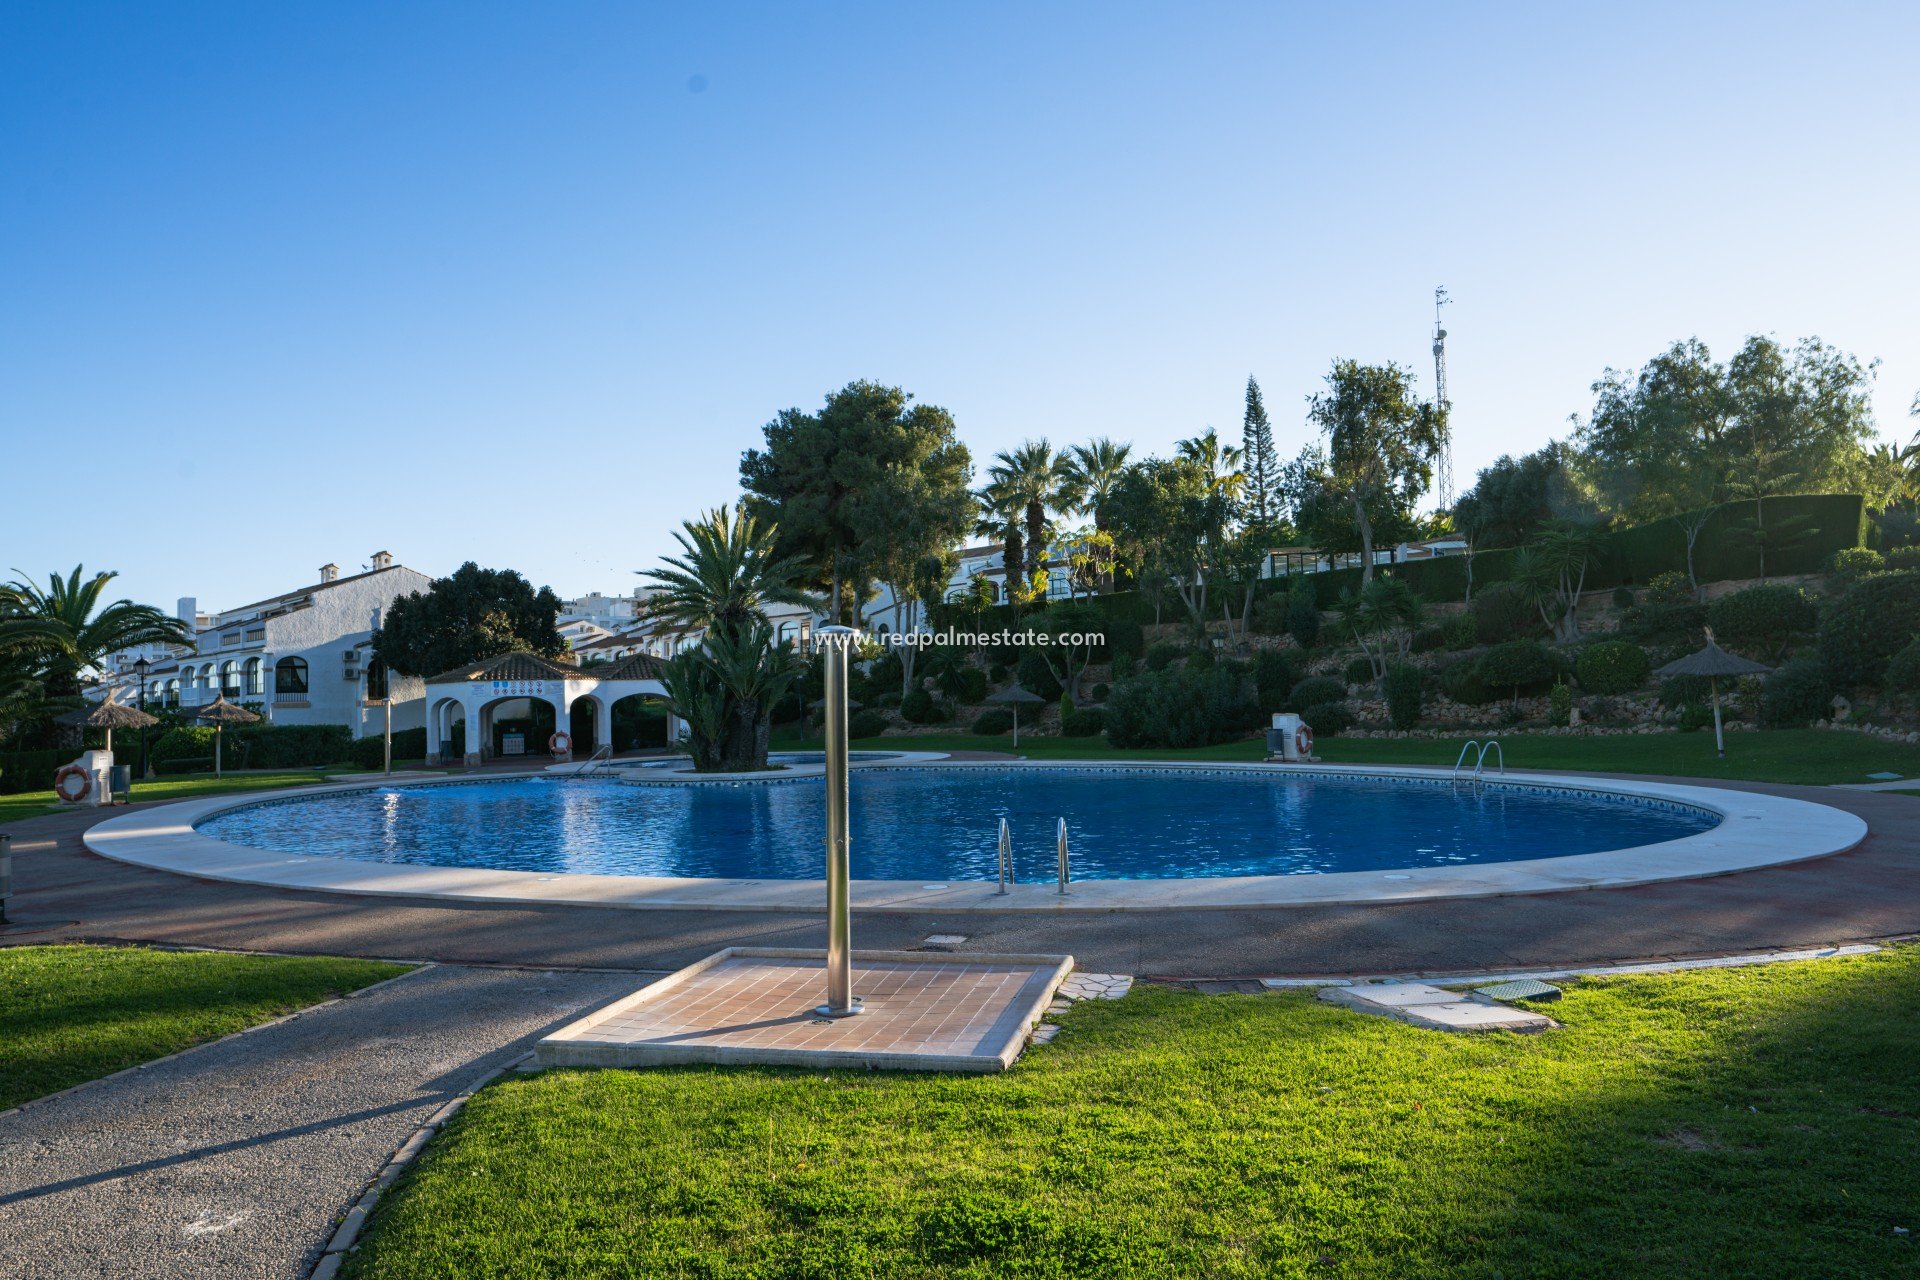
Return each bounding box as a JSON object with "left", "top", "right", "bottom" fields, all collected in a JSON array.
[
  {"left": 988, "top": 440, "right": 1071, "bottom": 583},
  {"left": 639, "top": 506, "right": 813, "bottom": 638},
  {"left": 1060, "top": 438, "right": 1134, "bottom": 531},
  {"left": 973, "top": 478, "right": 1026, "bottom": 603},
  {"left": 1, "top": 567, "right": 191, "bottom": 747},
  {"left": 1176, "top": 428, "right": 1246, "bottom": 505}
]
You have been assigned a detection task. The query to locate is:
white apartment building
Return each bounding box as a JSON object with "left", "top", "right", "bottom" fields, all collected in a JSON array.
[{"left": 108, "top": 552, "right": 434, "bottom": 739}]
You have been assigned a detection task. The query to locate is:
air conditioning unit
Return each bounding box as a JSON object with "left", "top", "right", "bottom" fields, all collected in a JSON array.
[
  {"left": 343, "top": 667, "right": 361, "bottom": 680},
  {"left": 342, "top": 647, "right": 359, "bottom": 662}
]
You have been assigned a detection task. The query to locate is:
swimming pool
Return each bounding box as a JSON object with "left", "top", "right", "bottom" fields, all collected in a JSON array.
[{"left": 195, "top": 767, "right": 1719, "bottom": 882}]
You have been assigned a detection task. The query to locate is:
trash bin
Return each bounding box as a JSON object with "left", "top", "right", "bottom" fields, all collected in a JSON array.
[{"left": 109, "top": 764, "right": 132, "bottom": 803}]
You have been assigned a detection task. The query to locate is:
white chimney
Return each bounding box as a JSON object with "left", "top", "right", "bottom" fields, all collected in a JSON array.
[
  {"left": 320, "top": 563, "right": 340, "bottom": 583},
  {"left": 370, "top": 550, "right": 394, "bottom": 571},
  {"left": 177, "top": 596, "right": 197, "bottom": 624}
]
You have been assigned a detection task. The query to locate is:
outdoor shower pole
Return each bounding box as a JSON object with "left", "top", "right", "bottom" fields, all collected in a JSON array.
[{"left": 816, "top": 625, "right": 861, "bottom": 1017}]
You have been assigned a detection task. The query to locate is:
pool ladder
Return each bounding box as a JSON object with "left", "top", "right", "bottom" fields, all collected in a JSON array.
[
  {"left": 573, "top": 743, "right": 614, "bottom": 776},
  {"left": 991, "top": 817, "right": 1071, "bottom": 896},
  {"left": 1452, "top": 739, "right": 1505, "bottom": 782}
]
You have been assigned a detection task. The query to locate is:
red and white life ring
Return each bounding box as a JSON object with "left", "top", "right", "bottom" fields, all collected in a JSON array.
[
  {"left": 548, "top": 731, "right": 572, "bottom": 756},
  {"left": 1294, "top": 724, "right": 1315, "bottom": 758},
  {"left": 53, "top": 764, "right": 93, "bottom": 804}
]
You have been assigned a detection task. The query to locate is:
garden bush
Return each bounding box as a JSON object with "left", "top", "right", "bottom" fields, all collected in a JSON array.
[
  {"left": 1410, "top": 624, "right": 1448, "bottom": 654},
  {"left": 1817, "top": 570, "right": 1920, "bottom": 687},
  {"left": 900, "top": 688, "right": 949, "bottom": 725},
  {"left": 1440, "top": 612, "right": 1478, "bottom": 650},
  {"left": 1104, "top": 665, "right": 1260, "bottom": 749},
  {"left": 1471, "top": 582, "right": 1539, "bottom": 643},
  {"left": 1287, "top": 676, "right": 1345, "bottom": 712},
  {"left": 1575, "top": 640, "right": 1651, "bottom": 695},
  {"left": 347, "top": 727, "right": 429, "bottom": 769},
  {"left": 1110, "top": 654, "right": 1135, "bottom": 680},
  {"left": 1252, "top": 650, "right": 1297, "bottom": 712},
  {"left": 936, "top": 665, "right": 988, "bottom": 704},
  {"left": 1091, "top": 682, "right": 1110, "bottom": 701},
  {"left": 1646, "top": 570, "right": 1694, "bottom": 605},
  {"left": 972, "top": 708, "right": 1015, "bottom": 735},
  {"left": 1060, "top": 707, "right": 1105, "bottom": 737},
  {"left": 1476, "top": 640, "right": 1558, "bottom": 700},
  {"left": 1015, "top": 649, "right": 1063, "bottom": 701},
  {"left": 1677, "top": 703, "right": 1714, "bottom": 732},
  {"left": 1438, "top": 657, "right": 1494, "bottom": 705},
  {"left": 1383, "top": 665, "right": 1422, "bottom": 730},
  {"left": 1760, "top": 653, "right": 1835, "bottom": 729},
  {"left": 1300, "top": 700, "right": 1353, "bottom": 737},
  {"left": 1707, "top": 584, "right": 1816, "bottom": 657},
  {"left": 1617, "top": 601, "right": 1708, "bottom": 645},
  {"left": 1611, "top": 585, "right": 1637, "bottom": 609},
  {"left": 1658, "top": 674, "right": 1712, "bottom": 708},
  {"left": 1144, "top": 641, "right": 1186, "bottom": 672},
  {"left": 1887, "top": 546, "right": 1920, "bottom": 572},
  {"left": 1286, "top": 580, "right": 1320, "bottom": 649},
  {"left": 1105, "top": 620, "right": 1145, "bottom": 661},
  {"left": 1883, "top": 638, "right": 1920, "bottom": 699},
  {"left": 847, "top": 709, "right": 890, "bottom": 739},
  {"left": 1828, "top": 547, "right": 1885, "bottom": 584},
  {"left": 1342, "top": 656, "right": 1376, "bottom": 687},
  {"left": 1549, "top": 681, "right": 1573, "bottom": 727},
  {"left": 1251, "top": 592, "right": 1291, "bottom": 636},
  {"left": 0, "top": 747, "right": 71, "bottom": 795}
]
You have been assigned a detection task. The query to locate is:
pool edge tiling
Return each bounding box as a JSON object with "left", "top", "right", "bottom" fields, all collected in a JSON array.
[{"left": 81, "top": 763, "right": 1870, "bottom": 911}]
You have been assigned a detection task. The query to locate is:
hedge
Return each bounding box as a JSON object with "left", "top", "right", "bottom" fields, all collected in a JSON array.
[{"left": 0, "top": 747, "right": 70, "bottom": 795}]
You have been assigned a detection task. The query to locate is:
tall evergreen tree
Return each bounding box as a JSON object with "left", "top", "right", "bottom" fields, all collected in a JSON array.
[{"left": 1242, "top": 375, "right": 1279, "bottom": 525}]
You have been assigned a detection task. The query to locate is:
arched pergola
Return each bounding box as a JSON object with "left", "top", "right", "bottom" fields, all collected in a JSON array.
[{"left": 422, "top": 652, "right": 674, "bottom": 765}]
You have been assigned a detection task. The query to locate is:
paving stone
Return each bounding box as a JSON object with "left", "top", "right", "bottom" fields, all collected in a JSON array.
[
  {"left": 1319, "top": 985, "right": 1556, "bottom": 1033},
  {"left": 1339, "top": 982, "right": 1459, "bottom": 1008}
]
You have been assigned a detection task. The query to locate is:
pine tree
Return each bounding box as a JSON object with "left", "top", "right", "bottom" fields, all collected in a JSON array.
[{"left": 1242, "top": 375, "right": 1278, "bottom": 524}]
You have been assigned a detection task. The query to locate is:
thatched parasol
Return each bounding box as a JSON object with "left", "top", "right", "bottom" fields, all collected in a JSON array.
[
  {"left": 192, "top": 696, "right": 261, "bottom": 775},
  {"left": 58, "top": 694, "right": 159, "bottom": 756},
  {"left": 985, "top": 682, "right": 1047, "bottom": 748},
  {"left": 1655, "top": 628, "right": 1772, "bottom": 758}
]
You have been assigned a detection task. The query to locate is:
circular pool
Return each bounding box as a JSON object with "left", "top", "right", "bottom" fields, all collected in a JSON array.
[{"left": 196, "top": 767, "right": 1719, "bottom": 882}]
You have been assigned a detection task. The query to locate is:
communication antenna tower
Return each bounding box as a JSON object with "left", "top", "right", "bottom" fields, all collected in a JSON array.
[{"left": 1432, "top": 285, "right": 1453, "bottom": 511}]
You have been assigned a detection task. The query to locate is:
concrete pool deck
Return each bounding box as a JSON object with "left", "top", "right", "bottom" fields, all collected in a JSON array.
[
  {"left": 2, "top": 769, "right": 1914, "bottom": 979},
  {"left": 73, "top": 763, "right": 1867, "bottom": 911}
]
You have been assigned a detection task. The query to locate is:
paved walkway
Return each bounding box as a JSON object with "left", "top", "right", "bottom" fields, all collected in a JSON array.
[
  {"left": 0, "top": 964, "right": 644, "bottom": 1280},
  {"left": 2, "top": 775, "right": 1916, "bottom": 977}
]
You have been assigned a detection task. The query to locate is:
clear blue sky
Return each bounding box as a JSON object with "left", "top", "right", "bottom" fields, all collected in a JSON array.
[{"left": 5, "top": 2, "right": 1916, "bottom": 614}]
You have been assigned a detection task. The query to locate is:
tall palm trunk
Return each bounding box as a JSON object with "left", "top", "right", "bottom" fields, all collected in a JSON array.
[{"left": 1024, "top": 500, "right": 1045, "bottom": 581}]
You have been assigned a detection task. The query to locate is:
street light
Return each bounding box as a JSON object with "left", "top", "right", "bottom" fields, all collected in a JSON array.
[{"left": 132, "top": 657, "right": 152, "bottom": 781}]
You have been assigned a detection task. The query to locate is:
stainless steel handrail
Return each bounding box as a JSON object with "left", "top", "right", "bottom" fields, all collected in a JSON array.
[
  {"left": 1480, "top": 740, "right": 1505, "bottom": 777},
  {"left": 1453, "top": 740, "right": 1481, "bottom": 779},
  {"left": 1056, "top": 818, "right": 1070, "bottom": 895},
  {"left": 574, "top": 743, "right": 614, "bottom": 776},
  {"left": 996, "top": 817, "right": 1012, "bottom": 895}
]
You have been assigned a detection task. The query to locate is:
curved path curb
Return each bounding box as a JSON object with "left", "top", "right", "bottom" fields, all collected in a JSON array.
[{"left": 80, "top": 763, "right": 1867, "bottom": 911}]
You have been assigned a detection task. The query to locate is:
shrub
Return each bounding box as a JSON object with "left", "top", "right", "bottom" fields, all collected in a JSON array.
[
  {"left": 1818, "top": 570, "right": 1920, "bottom": 687},
  {"left": 937, "top": 665, "right": 988, "bottom": 704},
  {"left": 1091, "top": 682, "right": 1110, "bottom": 701},
  {"left": 1611, "top": 585, "right": 1637, "bottom": 609},
  {"left": 1410, "top": 624, "right": 1448, "bottom": 654},
  {"left": 1677, "top": 702, "right": 1714, "bottom": 732},
  {"left": 1251, "top": 592, "right": 1291, "bottom": 636},
  {"left": 988, "top": 663, "right": 1009, "bottom": 683},
  {"left": 1828, "top": 547, "right": 1885, "bottom": 584},
  {"left": 972, "top": 708, "right": 1015, "bottom": 735},
  {"left": 1104, "top": 665, "right": 1260, "bottom": 749},
  {"left": 1144, "top": 641, "right": 1185, "bottom": 672},
  {"left": 1575, "top": 640, "right": 1651, "bottom": 696},
  {"left": 847, "top": 709, "right": 890, "bottom": 739},
  {"left": 1384, "top": 665, "right": 1422, "bottom": 730},
  {"left": 1061, "top": 706, "right": 1105, "bottom": 737},
  {"left": 1887, "top": 546, "right": 1920, "bottom": 572},
  {"left": 1106, "top": 620, "right": 1145, "bottom": 661},
  {"left": 1441, "top": 612, "right": 1478, "bottom": 650},
  {"left": 1252, "top": 650, "right": 1297, "bottom": 711},
  {"left": 1185, "top": 648, "right": 1216, "bottom": 670},
  {"left": 1439, "top": 657, "right": 1494, "bottom": 705},
  {"left": 1884, "top": 638, "right": 1920, "bottom": 698},
  {"left": 348, "top": 727, "right": 429, "bottom": 769},
  {"left": 0, "top": 747, "right": 70, "bottom": 795},
  {"left": 1658, "top": 674, "right": 1712, "bottom": 708},
  {"left": 1707, "top": 584, "right": 1816, "bottom": 657},
  {"left": 1110, "top": 654, "right": 1136, "bottom": 680},
  {"left": 1286, "top": 580, "right": 1320, "bottom": 649},
  {"left": 1617, "top": 601, "right": 1708, "bottom": 645},
  {"left": 1472, "top": 582, "right": 1539, "bottom": 643},
  {"left": 1287, "top": 676, "right": 1345, "bottom": 711},
  {"left": 1646, "top": 570, "right": 1694, "bottom": 605},
  {"left": 1760, "top": 653, "right": 1835, "bottom": 729},
  {"left": 1300, "top": 700, "right": 1353, "bottom": 737},
  {"left": 1549, "top": 681, "right": 1573, "bottom": 727},
  {"left": 900, "top": 688, "right": 949, "bottom": 724},
  {"left": 1477, "top": 640, "right": 1558, "bottom": 700},
  {"left": 1012, "top": 648, "right": 1061, "bottom": 701},
  {"left": 1342, "top": 656, "right": 1375, "bottom": 686}
]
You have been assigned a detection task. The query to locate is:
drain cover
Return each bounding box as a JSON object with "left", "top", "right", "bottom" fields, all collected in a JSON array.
[{"left": 1475, "top": 978, "right": 1562, "bottom": 1003}]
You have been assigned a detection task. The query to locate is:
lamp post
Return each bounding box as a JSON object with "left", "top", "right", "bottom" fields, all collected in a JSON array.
[
  {"left": 132, "top": 657, "right": 152, "bottom": 781},
  {"left": 814, "top": 625, "right": 861, "bottom": 1018}
]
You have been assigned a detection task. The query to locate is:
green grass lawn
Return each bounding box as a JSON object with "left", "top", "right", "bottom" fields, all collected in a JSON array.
[
  {"left": 0, "top": 766, "right": 359, "bottom": 829},
  {"left": 784, "top": 727, "right": 1920, "bottom": 787},
  {"left": 0, "top": 945, "right": 410, "bottom": 1110},
  {"left": 346, "top": 948, "right": 1919, "bottom": 1280}
]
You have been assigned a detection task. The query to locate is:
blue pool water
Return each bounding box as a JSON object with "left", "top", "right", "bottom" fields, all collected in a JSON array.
[{"left": 196, "top": 768, "right": 1719, "bottom": 882}]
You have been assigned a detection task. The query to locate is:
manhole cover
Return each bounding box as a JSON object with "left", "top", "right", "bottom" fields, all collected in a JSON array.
[{"left": 1475, "top": 978, "right": 1562, "bottom": 1003}]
